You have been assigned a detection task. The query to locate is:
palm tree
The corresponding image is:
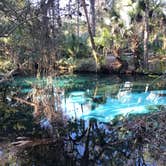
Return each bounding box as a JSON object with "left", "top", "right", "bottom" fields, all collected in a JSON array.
[{"left": 134, "top": 0, "right": 166, "bottom": 70}]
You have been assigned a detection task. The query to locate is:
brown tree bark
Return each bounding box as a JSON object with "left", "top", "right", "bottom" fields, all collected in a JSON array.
[
  {"left": 81, "top": 0, "right": 99, "bottom": 72},
  {"left": 143, "top": 0, "right": 149, "bottom": 70},
  {"left": 77, "top": 0, "right": 80, "bottom": 36},
  {"left": 90, "top": 0, "right": 96, "bottom": 36}
]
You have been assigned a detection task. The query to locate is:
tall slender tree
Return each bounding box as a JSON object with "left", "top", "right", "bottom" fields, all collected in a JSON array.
[
  {"left": 76, "top": 0, "right": 80, "bottom": 36},
  {"left": 90, "top": 0, "right": 96, "bottom": 36},
  {"left": 81, "top": 0, "right": 99, "bottom": 72},
  {"left": 143, "top": 0, "right": 149, "bottom": 70}
]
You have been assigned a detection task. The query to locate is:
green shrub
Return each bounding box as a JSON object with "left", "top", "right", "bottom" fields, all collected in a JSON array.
[
  {"left": 62, "top": 33, "right": 90, "bottom": 58},
  {"left": 0, "top": 57, "right": 15, "bottom": 73}
]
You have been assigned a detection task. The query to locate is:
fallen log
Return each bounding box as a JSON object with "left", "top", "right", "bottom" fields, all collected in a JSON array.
[
  {"left": 12, "top": 96, "right": 35, "bottom": 107},
  {"left": 12, "top": 96, "right": 40, "bottom": 116}
]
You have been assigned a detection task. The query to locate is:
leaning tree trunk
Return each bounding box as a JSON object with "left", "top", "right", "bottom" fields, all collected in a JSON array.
[
  {"left": 82, "top": 0, "right": 99, "bottom": 72},
  {"left": 143, "top": 1, "right": 149, "bottom": 70}
]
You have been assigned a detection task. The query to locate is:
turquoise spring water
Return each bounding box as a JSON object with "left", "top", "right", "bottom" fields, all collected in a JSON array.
[
  {"left": 1, "top": 74, "right": 165, "bottom": 165},
  {"left": 14, "top": 74, "right": 166, "bottom": 122}
]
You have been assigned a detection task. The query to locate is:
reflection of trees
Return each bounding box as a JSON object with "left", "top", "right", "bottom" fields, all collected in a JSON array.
[
  {"left": 0, "top": 102, "right": 38, "bottom": 137},
  {"left": 3, "top": 109, "right": 165, "bottom": 165},
  {"left": 1, "top": 75, "right": 166, "bottom": 165},
  {"left": 62, "top": 119, "right": 142, "bottom": 165},
  {"left": 63, "top": 110, "right": 166, "bottom": 165}
]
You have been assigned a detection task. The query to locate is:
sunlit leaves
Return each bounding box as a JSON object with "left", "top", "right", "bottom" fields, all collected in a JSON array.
[{"left": 94, "top": 27, "right": 111, "bottom": 48}]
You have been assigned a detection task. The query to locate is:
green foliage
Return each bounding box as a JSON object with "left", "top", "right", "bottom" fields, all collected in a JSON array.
[
  {"left": 10, "top": 26, "right": 34, "bottom": 62},
  {"left": 94, "top": 27, "right": 111, "bottom": 48},
  {"left": 0, "top": 0, "right": 166, "bottom": 74},
  {"left": 62, "top": 33, "right": 90, "bottom": 58},
  {"left": 149, "top": 33, "right": 166, "bottom": 55},
  {"left": 0, "top": 102, "right": 34, "bottom": 136}
]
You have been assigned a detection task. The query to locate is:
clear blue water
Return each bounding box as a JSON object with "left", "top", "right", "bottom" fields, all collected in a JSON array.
[
  {"left": 14, "top": 74, "right": 166, "bottom": 122},
  {"left": 80, "top": 90, "right": 166, "bottom": 122}
]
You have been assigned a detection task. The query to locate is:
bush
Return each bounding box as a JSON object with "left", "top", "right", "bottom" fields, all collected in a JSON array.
[
  {"left": 62, "top": 33, "right": 90, "bottom": 58},
  {"left": 0, "top": 57, "right": 15, "bottom": 73}
]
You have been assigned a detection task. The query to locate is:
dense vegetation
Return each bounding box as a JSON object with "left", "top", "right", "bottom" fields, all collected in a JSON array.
[{"left": 0, "top": 0, "right": 166, "bottom": 75}]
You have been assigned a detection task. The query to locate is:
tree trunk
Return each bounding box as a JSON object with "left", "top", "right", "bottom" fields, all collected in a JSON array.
[
  {"left": 77, "top": 0, "right": 80, "bottom": 36},
  {"left": 143, "top": 1, "right": 149, "bottom": 70},
  {"left": 90, "top": 0, "right": 96, "bottom": 36},
  {"left": 82, "top": 0, "right": 99, "bottom": 72},
  {"left": 55, "top": 0, "right": 61, "bottom": 27}
]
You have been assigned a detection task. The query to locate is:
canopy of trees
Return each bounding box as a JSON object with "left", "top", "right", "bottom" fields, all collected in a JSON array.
[{"left": 0, "top": 0, "right": 166, "bottom": 75}]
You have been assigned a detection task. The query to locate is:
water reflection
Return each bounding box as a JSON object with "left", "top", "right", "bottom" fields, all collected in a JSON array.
[
  {"left": 1, "top": 114, "right": 165, "bottom": 166},
  {"left": 1, "top": 74, "right": 165, "bottom": 165}
]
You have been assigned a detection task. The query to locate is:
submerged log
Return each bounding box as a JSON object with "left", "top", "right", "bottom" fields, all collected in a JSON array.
[
  {"left": 12, "top": 96, "right": 40, "bottom": 116},
  {"left": 12, "top": 97, "right": 35, "bottom": 107},
  {"left": 11, "top": 137, "right": 63, "bottom": 148}
]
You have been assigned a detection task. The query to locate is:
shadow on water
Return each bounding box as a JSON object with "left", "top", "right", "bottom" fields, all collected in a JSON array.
[
  {"left": 0, "top": 74, "right": 166, "bottom": 165},
  {"left": 1, "top": 111, "right": 165, "bottom": 166}
]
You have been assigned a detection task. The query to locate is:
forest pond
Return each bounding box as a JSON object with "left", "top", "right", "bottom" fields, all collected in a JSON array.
[{"left": 0, "top": 74, "right": 166, "bottom": 165}]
